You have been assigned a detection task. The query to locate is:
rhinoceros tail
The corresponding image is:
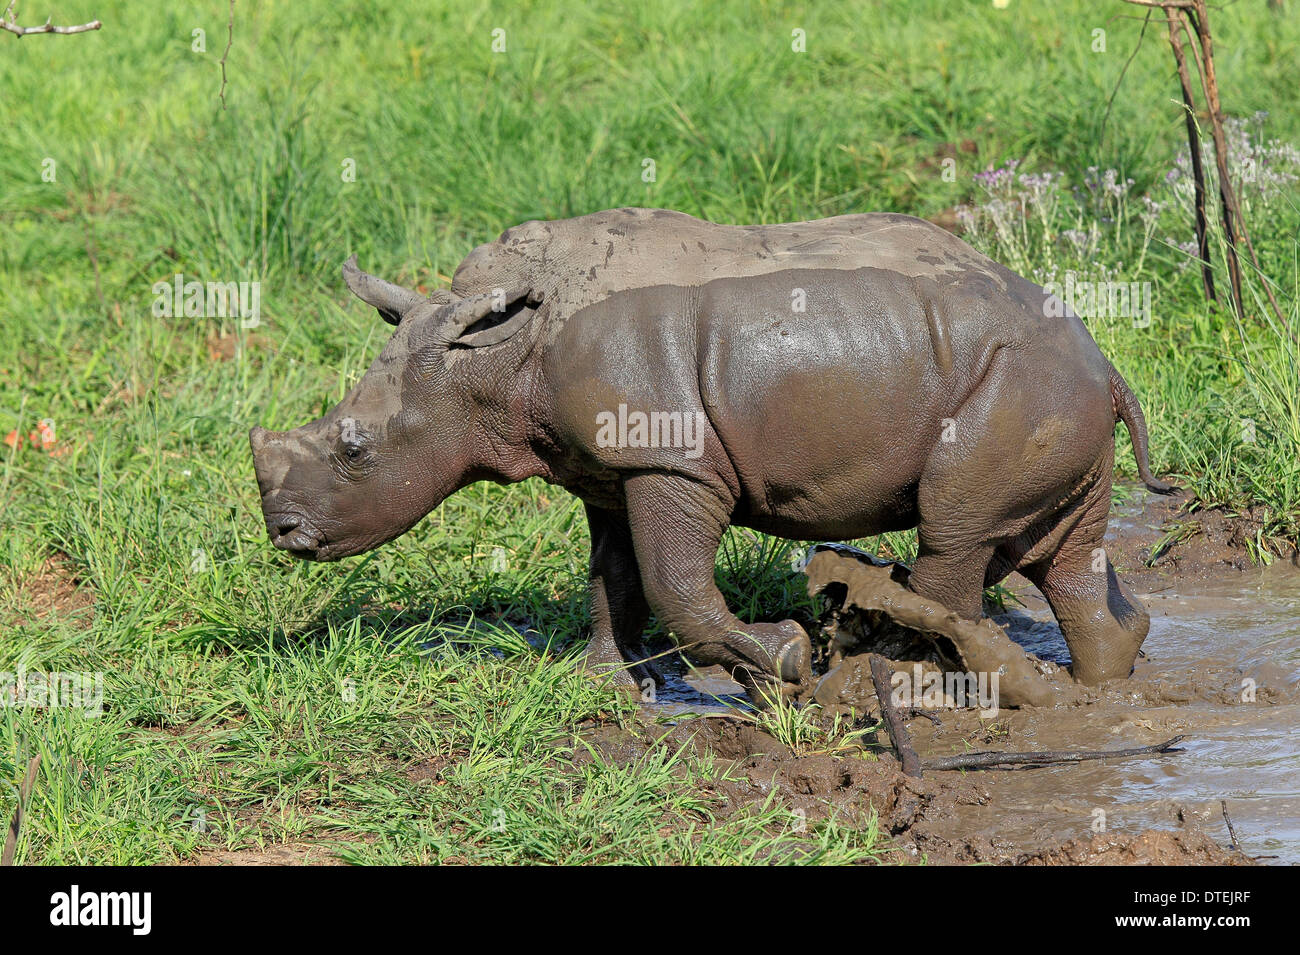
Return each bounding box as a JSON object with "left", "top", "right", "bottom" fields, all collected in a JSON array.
[{"left": 1108, "top": 364, "right": 1175, "bottom": 494}]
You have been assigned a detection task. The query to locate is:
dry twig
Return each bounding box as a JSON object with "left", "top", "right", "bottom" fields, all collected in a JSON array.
[
  {"left": 1121, "top": 0, "right": 1290, "bottom": 334},
  {"left": 923, "top": 735, "right": 1186, "bottom": 772},
  {"left": 0, "top": 2, "right": 100, "bottom": 36},
  {"left": 218, "top": 0, "right": 234, "bottom": 109},
  {"left": 1220, "top": 799, "right": 1241, "bottom": 851},
  {"left": 868, "top": 654, "right": 923, "bottom": 778}
]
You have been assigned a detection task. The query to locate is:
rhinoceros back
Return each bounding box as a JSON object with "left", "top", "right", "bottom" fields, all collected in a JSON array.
[{"left": 450, "top": 208, "right": 1021, "bottom": 334}]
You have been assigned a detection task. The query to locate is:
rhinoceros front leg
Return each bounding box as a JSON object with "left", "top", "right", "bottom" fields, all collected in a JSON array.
[
  {"left": 581, "top": 503, "right": 659, "bottom": 693},
  {"left": 622, "top": 473, "right": 811, "bottom": 705}
]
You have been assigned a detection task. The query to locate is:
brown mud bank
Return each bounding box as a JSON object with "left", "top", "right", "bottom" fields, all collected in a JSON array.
[
  {"left": 578, "top": 713, "right": 1252, "bottom": 864},
  {"left": 646, "top": 489, "right": 1299, "bottom": 864},
  {"left": 1102, "top": 487, "right": 1296, "bottom": 590}
]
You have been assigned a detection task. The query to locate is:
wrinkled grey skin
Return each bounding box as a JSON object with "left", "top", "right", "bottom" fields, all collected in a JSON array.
[{"left": 251, "top": 208, "right": 1172, "bottom": 702}]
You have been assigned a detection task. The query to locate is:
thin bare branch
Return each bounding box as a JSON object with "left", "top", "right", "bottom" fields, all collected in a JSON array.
[
  {"left": 218, "top": 0, "right": 234, "bottom": 109},
  {"left": 923, "top": 735, "right": 1187, "bottom": 772},
  {"left": 1167, "top": 8, "right": 1218, "bottom": 303},
  {"left": 1221, "top": 799, "right": 1241, "bottom": 851},
  {"left": 0, "top": 2, "right": 101, "bottom": 36},
  {"left": 1188, "top": 0, "right": 1290, "bottom": 332},
  {"left": 1100, "top": 8, "right": 1153, "bottom": 138},
  {"left": 1185, "top": 2, "right": 1246, "bottom": 318},
  {"left": 1121, "top": 0, "right": 1290, "bottom": 334},
  {"left": 868, "top": 654, "right": 923, "bottom": 778}
]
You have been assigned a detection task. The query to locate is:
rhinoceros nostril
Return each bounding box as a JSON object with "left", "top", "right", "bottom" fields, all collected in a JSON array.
[{"left": 275, "top": 517, "right": 301, "bottom": 537}]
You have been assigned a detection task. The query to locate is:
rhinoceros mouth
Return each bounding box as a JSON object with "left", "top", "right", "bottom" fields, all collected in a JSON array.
[{"left": 267, "top": 513, "right": 327, "bottom": 559}]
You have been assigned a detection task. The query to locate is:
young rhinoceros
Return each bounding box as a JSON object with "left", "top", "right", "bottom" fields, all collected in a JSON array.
[{"left": 250, "top": 208, "right": 1171, "bottom": 703}]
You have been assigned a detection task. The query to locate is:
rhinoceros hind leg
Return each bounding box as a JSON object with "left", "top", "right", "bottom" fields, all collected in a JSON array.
[
  {"left": 579, "top": 626, "right": 647, "bottom": 693},
  {"left": 1021, "top": 487, "right": 1150, "bottom": 685},
  {"left": 1024, "top": 553, "right": 1149, "bottom": 685}
]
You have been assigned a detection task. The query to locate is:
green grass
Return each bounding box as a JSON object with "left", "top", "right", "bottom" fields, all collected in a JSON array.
[{"left": 2, "top": 0, "right": 1298, "bottom": 864}]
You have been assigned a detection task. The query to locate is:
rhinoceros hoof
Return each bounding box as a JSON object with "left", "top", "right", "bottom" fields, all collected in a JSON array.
[
  {"left": 775, "top": 623, "right": 812, "bottom": 684},
  {"left": 735, "top": 621, "right": 813, "bottom": 707}
]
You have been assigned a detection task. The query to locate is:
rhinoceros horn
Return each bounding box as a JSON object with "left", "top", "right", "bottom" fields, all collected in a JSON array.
[{"left": 342, "top": 255, "right": 452, "bottom": 325}]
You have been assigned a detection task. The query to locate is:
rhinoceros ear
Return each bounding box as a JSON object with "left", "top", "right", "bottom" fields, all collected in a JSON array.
[
  {"left": 436, "top": 285, "right": 543, "bottom": 349},
  {"left": 342, "top": 255, "right": 449, "bottom": 326}
]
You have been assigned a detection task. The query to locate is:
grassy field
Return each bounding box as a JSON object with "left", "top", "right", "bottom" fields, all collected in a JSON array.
[{"left": 1, "top": 0, "right": 1298, "bottom": 864}]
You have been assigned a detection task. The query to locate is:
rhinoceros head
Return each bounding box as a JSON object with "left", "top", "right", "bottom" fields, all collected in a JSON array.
[{"left": 249, "top": 257, "right": 542, "bottom": 561}]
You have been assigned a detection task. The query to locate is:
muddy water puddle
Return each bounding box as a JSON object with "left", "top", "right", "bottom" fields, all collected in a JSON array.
[
  {"left": 649, "top": 657, "right": 749, "bottom": 717},
  {"left": 918, "top": 562, "right": 1299, "bottom": 862},
  {"left": 646, "top": 558, "right": 1299, "bottom": 861}
]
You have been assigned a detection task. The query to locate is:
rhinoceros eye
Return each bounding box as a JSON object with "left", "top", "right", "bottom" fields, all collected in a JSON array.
[{"left": 337, "top": 417, "right": 368, "bottom": 464}]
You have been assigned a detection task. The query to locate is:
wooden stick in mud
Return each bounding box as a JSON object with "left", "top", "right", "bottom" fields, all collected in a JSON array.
[
  {"left": 1220, "top": 799, "right": 1241, "bottom": 852},
  {"left": 922, "top": 735, "right": 1186, "bottom": 772},
  {"left": 868, "top": 654, "right": 923, "bottom": 779}
]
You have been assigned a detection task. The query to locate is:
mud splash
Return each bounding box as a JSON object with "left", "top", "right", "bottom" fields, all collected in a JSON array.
[{"left": 802, "top": 544, "right": 1066, "bottom": 709}]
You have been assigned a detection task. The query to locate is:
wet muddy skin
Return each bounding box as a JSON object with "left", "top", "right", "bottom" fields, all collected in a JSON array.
[{"left": 643, "top": 490, "right": 1300, "bottom": 863}]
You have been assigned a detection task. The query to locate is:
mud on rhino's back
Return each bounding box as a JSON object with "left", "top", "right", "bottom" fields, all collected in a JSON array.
[{"left": 449, "top": 207, "right": 1021, "bottom": 330}]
